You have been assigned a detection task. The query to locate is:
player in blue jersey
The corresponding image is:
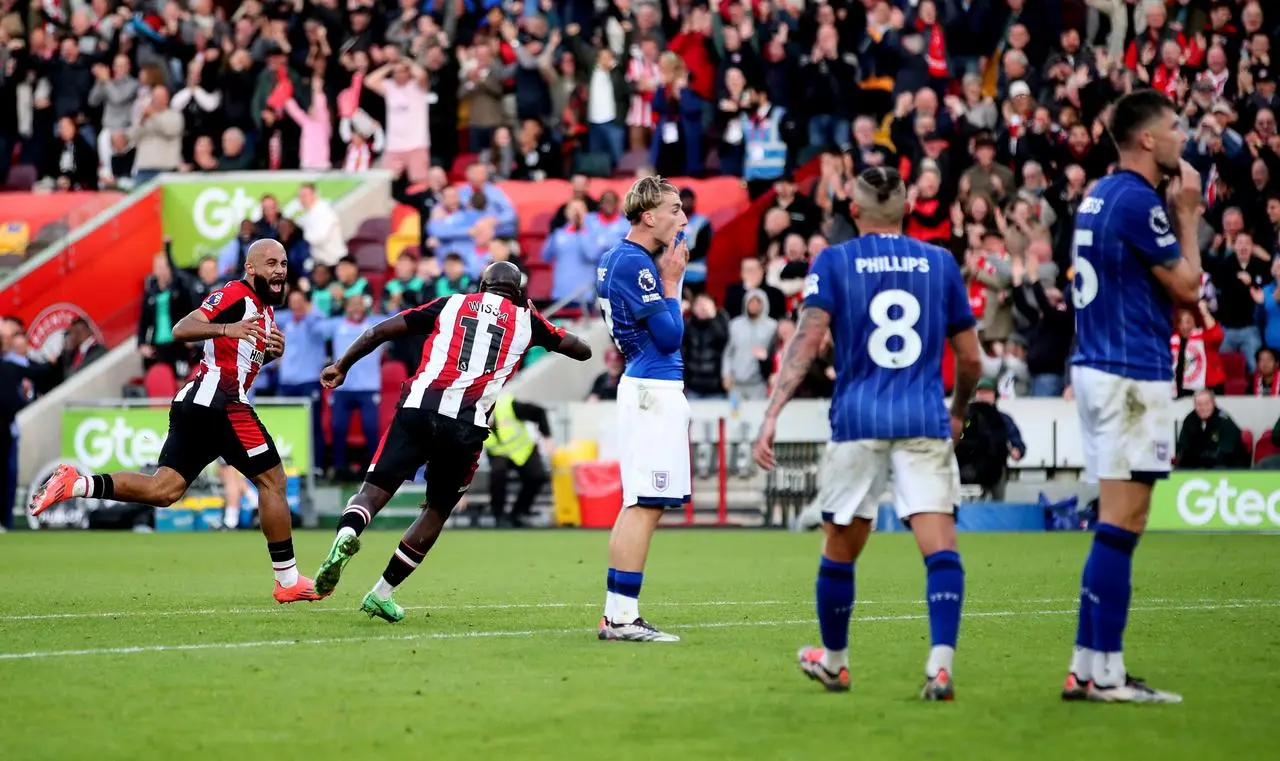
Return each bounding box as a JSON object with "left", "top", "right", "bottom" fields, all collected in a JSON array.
[
  {"left": 595, "top": 176, "right": 689, "bottom": 642},
  {"left": 753, "top": 167, "right": 983, "bottom": 699},
  {"left": 1063, "top": 90, "right": 1202, "bottom": 704}
]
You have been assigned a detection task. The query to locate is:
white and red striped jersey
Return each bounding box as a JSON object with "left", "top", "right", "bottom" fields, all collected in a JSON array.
[
  {"left": 174, "top": 280, "right": 275, "bottom": 408},
  {"left": 400, "top": 292, "right": 566, "bottom": 427}
]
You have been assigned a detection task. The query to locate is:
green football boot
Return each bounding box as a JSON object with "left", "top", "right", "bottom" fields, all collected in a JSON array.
[
  {"left": 314, "top": 533, "right": 361, "bottom": 597},
  {"left": 360, "top": 591, "right": 405, "bottom": 623}
]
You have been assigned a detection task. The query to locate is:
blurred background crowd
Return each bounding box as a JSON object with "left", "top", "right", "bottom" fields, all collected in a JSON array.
[{"left": 5, "top": 0, "right": 1280, "bottom": 491}]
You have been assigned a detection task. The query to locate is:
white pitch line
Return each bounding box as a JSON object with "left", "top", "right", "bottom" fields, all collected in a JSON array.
[
  {"left": 2, "top": 596, "right": 1274, "bottom": 623},
  {"left": 1, "top": 601, "right": 1276, "bottom": 662}
]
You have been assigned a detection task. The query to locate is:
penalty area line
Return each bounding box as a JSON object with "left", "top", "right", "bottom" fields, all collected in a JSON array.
[{"left": 0, "top": 601, "right": 1276, "bottom": 662}]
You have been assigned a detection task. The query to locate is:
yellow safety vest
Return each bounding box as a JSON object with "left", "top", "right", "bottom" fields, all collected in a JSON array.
[{"left": 484, "top": 395, "right": 536, "bottom": 466}]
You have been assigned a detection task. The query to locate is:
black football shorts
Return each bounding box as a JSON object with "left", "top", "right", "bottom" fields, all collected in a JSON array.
[
  {"left": 364, "top": 406, "right": 488, "bottom": 515},
  {"left": 157, "top": 400, "right": 282, "bottom": 484}
]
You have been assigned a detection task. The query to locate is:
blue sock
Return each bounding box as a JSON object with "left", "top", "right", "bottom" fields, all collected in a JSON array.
[
  {"left": 1075, "top": 552, "right": 1095, "bottom": 650},
  {"left": 606, "top": 568, "right": 617, "bottom": 595},
  {"left": 924, "top": 550, "right": 965, "bottom": 648},
  {"left": 1088, "top": 523, "right": 1139, "bottom": 653},
  {"left": 615, "top": 570, "right": 643, "bottom": 600},
  {"left": 815, "top": 556, "right": 855, "bottom": 652}
]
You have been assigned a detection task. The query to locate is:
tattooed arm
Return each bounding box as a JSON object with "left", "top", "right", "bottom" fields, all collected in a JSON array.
[{"left": 754, "top": 306, "right": 831, "bottom": 470}]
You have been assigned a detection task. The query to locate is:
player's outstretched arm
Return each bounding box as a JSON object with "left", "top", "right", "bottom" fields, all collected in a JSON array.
[
  {"left": 334, "top": 314, "right": 407, "bottom": 373},
  {"left": 552, "top": 331, "right": 593, "bottom": 361},
  {"left": 753, "top": 306, "right": 830, "bottom": 470}
]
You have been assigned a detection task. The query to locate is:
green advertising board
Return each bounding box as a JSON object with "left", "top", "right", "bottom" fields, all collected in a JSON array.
[
  {"left": 1151, "top": 471, "right": 1280, "bottom": 531},
  {"left": 61, "top": 405, "right": 312, "bottom": 473},
  {"left": 161, "top": 176, "right": 363, "bottom": 266}
]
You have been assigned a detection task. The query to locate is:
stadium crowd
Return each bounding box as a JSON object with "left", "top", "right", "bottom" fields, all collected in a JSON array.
[{"left": 8, "top": 0, "right": 1280, "bottom": 491}]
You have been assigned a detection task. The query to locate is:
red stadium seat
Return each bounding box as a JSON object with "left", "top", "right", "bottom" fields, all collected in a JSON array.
[
  {"left": 1241, "top": 428, "right": 1255, "bottom": 461},
  {"left": 143, "top": 363, "right": 177, "bottom": 401},
  {"left": 449, "top": 153, "right": 478, "bottom": 183},
  {"left": 380, "top": 361, "right": 407, "bottom": 433},
  {"left": 525, "top": 262, "right": 553, "bottom": 302},
  {"left": 517, "top": 233, "right": 546, "bottom": 262},
  {"left": 1255, "top": 429, "right": 1279, "bottom": 464},
  {"left": 1220, "top": 352, "right": 1248, "bottom": 394},
  {"left": 529, "top": 210, "right": 555, "bottom": 234}
]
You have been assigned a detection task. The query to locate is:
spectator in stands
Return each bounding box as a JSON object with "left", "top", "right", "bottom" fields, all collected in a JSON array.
[
  {"left": 651, "top": 51, "right": 704, "bottom": 178},
  {"left": 1010, "top": 254, "right": 1073, "bottom": 397},
  {"left": 587, "top": 348, "right": 624, "bottom": 403},
  {"left": 1212, "top": 230, "right": 1272, "bottom": 373},
  {"left": 365, "top": 59, "right": 431, "bottom": 184},
  {"left": 1254, "top": 347, "right": 1280, "bottom": 396},
  {"left": 550, "top": 175, "right": 599, "bottom": 231},
  {"left": 333, "top": 258, "right": 370, "bottom": 304},
  {"left": 383, "top": 252, "right": 424, "bottom": 315},
  {"left": 722, "top": 290, "right": 777, "bottom": 401},
  {"left": 760, "top": 173, "right": 819, "bottom": 241},
  {"left": 800, "top": 23, "right": 859, "bottom": 152},
  {"left": 1176, "top": 390, "right": 1251, "bottom": 470},
  {"left": 587, "top": 190, "right": 629, "bottom": 259},
  {"left": 741, "top": 87, "right": 790, "bottom": 198},
  {"left": 324, "top": 295, "right": 382, "bottom": 480},
  {"left": 459, "top": 43, "right": 506, "bottom": 154},
  {"left": 130, "top": 85, "right": 184, "bottom": 185},
  {"left": 509, "top": 119, "right": 562, "bottom": 182},
  {"left": 725, "top": 256, "right": 786, "bottom": 320},
  {"left": 297, "top": 183, "right": 344, "bottom": 269},
  {"left": 459, "top": 163, "right": 518, "bottom": 239},
  {"left": 459, "top": 217, "right": 500, "bottom": 278},
  {"left": 59, "top": 317, "right": 104, "bottom": 382},
  {"left": 1253, "top": 256, "right": 1280, "bottom": 352},
  {"left": 543, "top": 199, "right": 595, "bottom": 303},
  {"left": 434, "top": 253, "right": 475, "bottom": 298},
  {"left": 42, "top": 116, "right": 98, "bottom": 190},
  {"left": 1173, "top": 303, "right": 1227, "bottom": 398},
  {"left": 956, "top": 378, "right": 1025, "bottom": 500},
  {"left": 968, "top": 230, "right": 1014, "bottom": 352},
  {"left": 683, "top": 293, "right": 728, "bottom": 400},
  {"left": 255, "top": 195, "right": 284, "bottom": 241},
  {"left": 89, "top": 55, "right": 139, "bottom": 185},
  {"left": 138, "top": 252, "right": 193, "bottom": 374},
  {"left": 282, "top": 74, "right": 332, "bottom": 172},
  {"left": 274, "top": 289, "right": 329, "bottom": 474}
]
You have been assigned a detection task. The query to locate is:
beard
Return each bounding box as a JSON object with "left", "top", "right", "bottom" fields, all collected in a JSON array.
[{"left": 252, "top": 273, "right": 287, "bottom": 306}]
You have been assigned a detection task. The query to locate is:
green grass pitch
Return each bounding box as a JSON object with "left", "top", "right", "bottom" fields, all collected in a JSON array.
[{"left": 1, "top": 531, "right": 1277, "bottom": 761}]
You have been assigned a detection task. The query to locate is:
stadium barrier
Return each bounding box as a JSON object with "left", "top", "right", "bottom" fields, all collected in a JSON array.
[{"left": 26, "top": 398, "right": 317, "bottom": 531}]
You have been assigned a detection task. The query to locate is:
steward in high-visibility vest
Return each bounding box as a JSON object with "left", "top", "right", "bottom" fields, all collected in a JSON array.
[{"left": 484, "top": 394, "right": 551, "bottom": 527}]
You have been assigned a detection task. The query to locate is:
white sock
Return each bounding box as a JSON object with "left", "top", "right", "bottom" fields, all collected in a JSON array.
[
  {"left": 337, "top": 526, "right": 357, "bottom": 541},
  {"left": 926, "top": 645, "right": 955, "bottom": 678},
  {"left": 603, "top": 591, "right": 619, "bottom": 622},
  {"left": 821, "top": 648, "right": 848, "bottom": 672},
  {"left": 1071, "top": 647, "right": 1096, "bottom": 679},
  {"left": 613, "top": 594, "right": 640, "bottom": 624},
  {"left": 372, "top": 578, "right": 396, "bottom": 601},
  {"left": 224, "top": 506, "right": 238, "bottom": 529},
  {"left": 72, "top": 476, "right": 90, "bottom": 498},
  {"left": 1092, "top": 651, "right": 1126, "bottom": 688},
  {"left": 273, "top": 563, "right": 299, "bottom": 587}
]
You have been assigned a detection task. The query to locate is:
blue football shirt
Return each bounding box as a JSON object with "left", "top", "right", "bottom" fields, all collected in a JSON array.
[
  {"left": 1070, "top": 170, "right": 1181, "bottom": 382},
  {"left": 596, "top": 239, "right": 683, "bottom": 381},
  {"left": 805, "top": 234, "right": 976, "bottom": 441}
]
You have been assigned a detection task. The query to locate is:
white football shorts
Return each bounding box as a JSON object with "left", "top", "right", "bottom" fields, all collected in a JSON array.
[
  {"left": 814, "top": 438, "right": 960, "bottom": 525},
  {"left": 1071, "top": 365, "right": 1175, "bottom": 482},
  {"left": 616, "top": 376, "right": 691, "bottom": 508}
]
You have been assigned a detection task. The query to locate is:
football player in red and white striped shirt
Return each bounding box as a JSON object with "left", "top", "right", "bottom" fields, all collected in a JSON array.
[
  {"left": 29, "top": 240, "right": 322, "bottom": 603},
  {"left": 310, "top": 261, "right": 592, "bottom": 621}
]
